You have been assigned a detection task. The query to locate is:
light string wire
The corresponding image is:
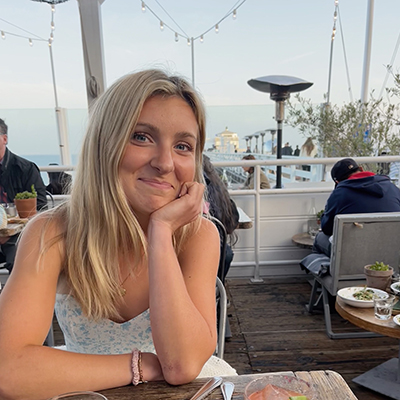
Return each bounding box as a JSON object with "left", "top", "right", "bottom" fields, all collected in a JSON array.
[
  {"left": 378, "top": 28, "right": 400, "bottom": 99},
  {"left": 0, "top": 5, "right": 54, "bottom": 44},
  {"left": 337, "top": 5, "right": 353, "bottom": 102},
  {"left": 141, "top": 0, "right": 247, "bottom": 42}
]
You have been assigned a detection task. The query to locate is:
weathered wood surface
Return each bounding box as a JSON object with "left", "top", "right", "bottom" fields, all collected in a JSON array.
[
  {"left": 336, "top": 297, "right": 400, "bottom": 339},
  {"left": 292, "top": 232, "right": 314, "bottom": 249},
  {"left": 237, "top": 207, "right": 253, "bottom": 230},
  {"left": 0, "top": 217, "right": 28, "bottom": 237},
  {"left": 99, "top": 370, "right": 356, "bottom": 400}
]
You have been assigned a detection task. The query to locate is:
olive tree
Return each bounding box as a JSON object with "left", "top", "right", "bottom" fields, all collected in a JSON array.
[{"left": 286, "top": 89, "right": 400, "bottom": 159}]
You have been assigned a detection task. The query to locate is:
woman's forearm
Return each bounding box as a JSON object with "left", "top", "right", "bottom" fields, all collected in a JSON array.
[{"left": 147, "top": 221, "right": 216, "bottom": 383}]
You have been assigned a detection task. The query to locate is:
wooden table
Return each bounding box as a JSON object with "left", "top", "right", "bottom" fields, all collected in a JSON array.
[
  {"left": 292, "top": 232, "right": 315, "bottom": 249},
  {"left": 99, "top": 370, "right": 356, "bottom": 399},
  {"left": 0, "top": 217, "right": 28, "bottom": 237},
  {"left": 237, "top": 207, "right": 253, "bottom": 229},
  {"left": 336, "top": 297, "right": 400, "bottom": 399}
]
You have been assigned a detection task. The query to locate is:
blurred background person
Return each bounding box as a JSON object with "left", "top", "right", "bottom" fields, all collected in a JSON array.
[{"left": 242, "top": 154, "right": 270, "bottom": 189}]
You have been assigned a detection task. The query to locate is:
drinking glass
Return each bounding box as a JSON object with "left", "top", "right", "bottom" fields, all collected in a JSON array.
[
  {"left": 374, "top": 295, "right": 396, "bottom": 320},
  {"left": 49, "top": 392, "right": 108, "bottom": 400}
]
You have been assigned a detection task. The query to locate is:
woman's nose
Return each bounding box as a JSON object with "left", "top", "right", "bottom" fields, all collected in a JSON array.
[{"left": 150, "top": 147, "right": 174, "bottom": 174}]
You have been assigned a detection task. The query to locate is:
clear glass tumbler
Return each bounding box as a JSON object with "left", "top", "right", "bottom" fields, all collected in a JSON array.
[{"left": 374, "top": 295, "right": 396, "bottom": 320}]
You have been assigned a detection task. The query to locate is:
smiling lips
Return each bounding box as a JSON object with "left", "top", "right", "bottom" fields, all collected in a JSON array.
[{"left": 139, "top": 178, "right": 174, "bottom": 190}]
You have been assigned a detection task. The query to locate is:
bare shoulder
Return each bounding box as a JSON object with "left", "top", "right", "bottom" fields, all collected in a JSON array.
[
  {"left": 192, "top": 216, "right": 219, "bottom": 246},
  {"left": 21, "top": 209, "right": 65, "bottom": 241}
]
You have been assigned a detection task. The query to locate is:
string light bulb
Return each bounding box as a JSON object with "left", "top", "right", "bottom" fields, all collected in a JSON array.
[
  {"left": 215, "top": 24, "right": 219, "bottom": 33},
  {"left": 1, "top": 31, "right": 5, "bottom": 40},
  {"left": 200, "top": 35, "right": 204, "bottom": 43},
  {"left": 50, "top": 32, "right": 54, "bottom": 41},
  {"left": 29, "top": 38, "right": 33, "bottom": 46},
  {"left": 160, "top": 21, "right": 164, "bottom": 31},
  {"left": 175, "top": 32, "right": 178, "bottom": 42},
  {"left": 51, "top": 5, "right": 55, "bottom": 12},
  {"left": 51, "top": 21, "right": 55, "bottom": 30},
  {"left": 141, "top": 1, "right": 146, "bottom": 12},
  {"left": 187, "top": 38, "right": 191, "bottom": 46},
  {"left": 233, "top": 9, "right": 237, "bottom": 19},
  {"left": 48, "top": 39, "right": 52, "bottom": 47}
]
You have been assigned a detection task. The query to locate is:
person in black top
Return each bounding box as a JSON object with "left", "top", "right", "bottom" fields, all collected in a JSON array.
[
  {"left": 203, "top": 155, "right": 239, "bottom": 282},
  {"left": 46, "top": 163, "right": 72, "bottom": 195},
  {"left": 0, "top": 118, "right": 47, "bottom": 271}
]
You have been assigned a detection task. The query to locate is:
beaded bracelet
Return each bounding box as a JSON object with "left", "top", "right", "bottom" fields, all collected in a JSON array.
[{"left": 131, "top": 348, "right": 143, "bottom": 385}]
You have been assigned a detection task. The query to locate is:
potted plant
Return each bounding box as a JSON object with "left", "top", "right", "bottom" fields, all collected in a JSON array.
[
  {"left": 14, "top": 184, "right": 37, "bottom": 218},
  {"left": 316, "top": 209, "right": 324, "bottom": 225},
  {"left": 364, "top": 261, "right": 394, "bottom": 291}
]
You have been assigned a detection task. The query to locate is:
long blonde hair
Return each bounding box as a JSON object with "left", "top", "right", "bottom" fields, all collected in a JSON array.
[{"left": 48, "top": 69, "right": 206, "bottom": 320}]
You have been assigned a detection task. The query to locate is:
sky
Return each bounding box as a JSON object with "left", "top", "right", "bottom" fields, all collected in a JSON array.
[{"left": 0, "top": 0, "right": 400, "bottom": 156}]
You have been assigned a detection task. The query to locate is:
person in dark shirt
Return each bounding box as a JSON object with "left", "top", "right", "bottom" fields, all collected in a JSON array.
[
  {"left": 282, "top": 142, "right": 293, "bottom": 156},
  {"left": 294, "top": 145, "right": 300, "bottom": 156},
  {"left": 46, "top": 163, "right": 72, "bottom": 195},
  {"left": 203, "top": 155, "right": 239, "bottom": 282},
  {"left": 314, "top": 158, "right": 400, "bottom": 256},
  {"left": 0, "top": 118, "right": 47, "bottom": 272}
]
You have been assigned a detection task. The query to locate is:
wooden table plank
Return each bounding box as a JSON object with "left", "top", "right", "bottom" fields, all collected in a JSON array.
[{"left": 99, "top": 370, "right": 357, "bottom": 400}]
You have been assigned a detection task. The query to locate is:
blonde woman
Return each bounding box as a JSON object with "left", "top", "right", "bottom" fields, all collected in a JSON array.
[{"left": 0, "top": 69, "right": 235, "bottom": 399}]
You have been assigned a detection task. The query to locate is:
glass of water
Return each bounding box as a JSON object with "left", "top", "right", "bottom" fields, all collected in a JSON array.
[
  {"left": 49, "top": 392, "right": 108, "bottom": 400},
  {"left": 374, "top": 295, "right": 396, "bottom": 320}
]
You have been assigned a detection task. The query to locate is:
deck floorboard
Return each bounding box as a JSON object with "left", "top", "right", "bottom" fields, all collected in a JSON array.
[{"left": 224, "top": 277, "right": 397, "bottom": 400}]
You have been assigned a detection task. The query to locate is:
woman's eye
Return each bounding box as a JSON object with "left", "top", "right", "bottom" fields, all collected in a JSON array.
[
  {"left": 175, "top": 143, "right": 193, "bottom": 152},
  {"left": 132, "top": 133, "right": 148, "bottom": 143}
]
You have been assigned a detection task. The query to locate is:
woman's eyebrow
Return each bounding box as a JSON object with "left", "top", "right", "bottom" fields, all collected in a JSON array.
[
  {"left": 135, "top": 122, "right": 159, "bottom": 134},
  {"left": 135, "top": 123, "right": 197, "bottom": 142}
]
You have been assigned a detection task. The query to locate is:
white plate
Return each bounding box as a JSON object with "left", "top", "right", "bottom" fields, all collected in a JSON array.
[
  {"left": 391, "top": 282, "right": 400, "bottom": 295},
  {"left": 337, "top": 287, "right": 388, "bottom": 308},
  {"left": 394, "top": 315, "right": 400, "bottom": 327}
]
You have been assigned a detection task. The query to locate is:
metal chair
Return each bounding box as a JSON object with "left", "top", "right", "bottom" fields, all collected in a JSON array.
[
  {"left": 215, "top": 276, "right": 227, "bottom": 359},
  {"left": 209, "top": 216, "right": 228, "bottom": 283},
  {"left": 304, "top": 212, "right": 400, "bottom": 339}
]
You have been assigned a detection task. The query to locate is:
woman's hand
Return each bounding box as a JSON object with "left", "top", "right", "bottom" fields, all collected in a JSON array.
[{"left": 149, "top": 182, "right": 204, "bottom": 233}]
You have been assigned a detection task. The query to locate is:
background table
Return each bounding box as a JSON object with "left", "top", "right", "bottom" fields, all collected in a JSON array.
[
  {"left": 0, "top": 217, "right": 28, "bottom": 237},
  {"left": 336, "top": 297, "right": 400, "bottom": 399},
  {"left": 292, "top": 232, "right": 314, "bottom": 249},
  {"left": 99, "top": 370, "right": 356, "bottom": 399},
  {"left": 237, "top": 207, "right": 253, "bottom": 229}
]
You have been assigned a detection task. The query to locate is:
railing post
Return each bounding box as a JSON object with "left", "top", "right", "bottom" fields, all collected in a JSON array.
[{"left": 251, "top": 165, "right": 263, "bottom": 282}]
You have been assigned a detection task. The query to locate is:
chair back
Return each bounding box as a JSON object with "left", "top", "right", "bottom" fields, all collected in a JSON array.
[
  {"left": 326, "top": 212, "right": 400, "bottom": 296},
  {"left": 208, "top": 216, "right": 228, "bottom": 283}
]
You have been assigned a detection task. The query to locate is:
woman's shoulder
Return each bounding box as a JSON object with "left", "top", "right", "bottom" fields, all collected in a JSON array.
[{"left": 22, "top": 208, "right": 66, "bottom": 241}]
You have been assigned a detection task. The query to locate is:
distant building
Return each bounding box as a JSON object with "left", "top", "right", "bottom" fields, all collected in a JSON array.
[{"left": 214, "top": 127, "right": 240, "bottom": 153}]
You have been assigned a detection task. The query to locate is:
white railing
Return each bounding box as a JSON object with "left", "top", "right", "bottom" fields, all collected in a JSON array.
[{"left": 40, "top": 155, "right": 400, "bottom": 281}]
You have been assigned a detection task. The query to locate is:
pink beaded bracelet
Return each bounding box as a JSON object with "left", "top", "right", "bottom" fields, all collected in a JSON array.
[{"left": 131, "top": 348, "right": 143, "bottom": 385}]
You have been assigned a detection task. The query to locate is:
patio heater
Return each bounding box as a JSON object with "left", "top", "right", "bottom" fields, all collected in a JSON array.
[{"left": 247, "top": 75, "right": 313, "bottom": 188}]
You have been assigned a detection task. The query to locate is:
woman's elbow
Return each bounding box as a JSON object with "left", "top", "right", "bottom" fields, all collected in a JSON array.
[
  {"left": 162, "top": 361, "right": 203, "bottom": 385},
  {"left": 0, "top": 373, "right": 21, "bottom": 400}
]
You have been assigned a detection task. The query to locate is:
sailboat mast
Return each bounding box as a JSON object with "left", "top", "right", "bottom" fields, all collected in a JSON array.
[{"left": 361, "top": 0, "right": 374, "bottom": 103}]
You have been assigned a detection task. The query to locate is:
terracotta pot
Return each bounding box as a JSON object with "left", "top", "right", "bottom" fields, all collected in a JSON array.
[
  {"left": 14, "top": 198, "right": 37, "bottom": 218},
  {"left": 364, "top": 264, "right": 393, "bottom": 291}
]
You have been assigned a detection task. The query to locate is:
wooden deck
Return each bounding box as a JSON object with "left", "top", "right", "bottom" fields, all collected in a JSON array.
[
  {"left": 53, "top": 277, "right": 399, "bottom": 399},
  {"left": 224, "top": 277, "right": 398, "bottom": 400}
]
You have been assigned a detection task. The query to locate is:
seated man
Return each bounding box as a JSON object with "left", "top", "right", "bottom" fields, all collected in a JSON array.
[
  {"left": 0, "top": 118, "right": 47, "bottom": 272},
  {"left": 313, "top": 158, "right": 400, "bottom": 257}
]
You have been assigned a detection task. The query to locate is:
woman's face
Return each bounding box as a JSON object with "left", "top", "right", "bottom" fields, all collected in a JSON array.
[{"left": 119, "top": 95, "right": 199, "bottom": 217}]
